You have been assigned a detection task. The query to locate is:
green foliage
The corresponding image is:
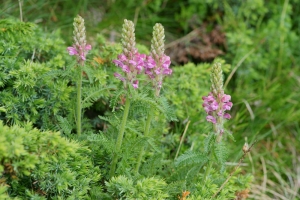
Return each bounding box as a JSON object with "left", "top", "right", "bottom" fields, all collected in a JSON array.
[
  {"left": 0, "top": 18, "right": 73, "bottom": 129},
  {"left": 106, "top": 176, "right": 169, "bottom": 199},
  {"left": 0, "top": 19, "right": 119, "bottom": 133},
  {"left": 187, "top": 168, "right": 253, "bottom": 200},
  {"left": 0, "top": 2, "right": 260, "bottom": 198},
  {"left": 214, "top": 142, "right": 229, "bottom": 172},
  {"left": 221, "top": 0, "right": 300, "bottom": 198},
  {"left": 0, "top": 121, "right": 100, "bottom": 199},
  {"left": 175, "top": 0, "right": 219, "bottom": 32}
]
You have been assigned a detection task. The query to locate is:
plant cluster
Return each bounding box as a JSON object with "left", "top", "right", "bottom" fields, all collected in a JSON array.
[{"left": 0, "top": 13, "right": 253, "bottom": 200}]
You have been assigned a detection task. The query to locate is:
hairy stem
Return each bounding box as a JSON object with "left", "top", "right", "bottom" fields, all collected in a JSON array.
[
  {"left": 109, "top": 97, "right": 131, "bottom": 178},
  {"left": 134, "top": 110, "right": 153, "bottom": 175},
  {"left": 76, "top": 65, "right": 83, "bottom": 135},
  {"left": 203, "top": 141, "right": 215, "bottom": 182}
]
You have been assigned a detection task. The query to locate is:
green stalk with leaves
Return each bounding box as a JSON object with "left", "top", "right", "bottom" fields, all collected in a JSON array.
[
  {"left": 67, "top": 15, "right": 91, "bottom": 135},
  {"left": 109, "top": 19, "right": 144, "bottom": 178},
  {"left": 202, "top": 62, "right": 233, "bottom": 180},
  {"left": 134, "top": 23, "right": 172, "bottom": 174}
]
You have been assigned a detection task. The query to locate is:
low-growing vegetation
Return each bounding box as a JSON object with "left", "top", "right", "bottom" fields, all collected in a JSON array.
[{"left": 1, "top": 0, "right": 299, "bottom": 199}]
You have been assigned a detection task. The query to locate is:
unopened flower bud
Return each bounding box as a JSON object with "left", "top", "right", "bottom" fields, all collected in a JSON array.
[{"left": 243, "top": 143, "right": 249, "bottom": 153}]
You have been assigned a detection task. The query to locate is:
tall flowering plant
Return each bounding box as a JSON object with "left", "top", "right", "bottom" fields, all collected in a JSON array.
[
  {"left": 67, "top": 15, "right": 91, "bottom": 135},
  {"left": 134, "top": 23, "right": 172, "bottom": 174},
  {"left": 202, "top": 63, "right": 233, "bottom": 142},
  {"left": 202, "top": 62, "right": 233, "bottom": 183},
  {"left": 144, "top": 23, "right": 172, "bottom": 96},
  {"left": 113, "top": 19, "right": 146, "bottom": 89},
  {"left": 110, "top": 19, "right": 143, "bottom": 178}
]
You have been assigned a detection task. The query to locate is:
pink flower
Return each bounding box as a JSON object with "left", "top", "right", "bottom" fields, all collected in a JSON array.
[
  {"left": 132, "top": 80, "right": 139, "bottom": 89},
  {"left": 113, "top": 52, "right": 146, "bottom": 89},
  {"left": 223, "top": 102, "right": 233, "bottom": 111},
  {"left": 223, "top": 113, "right": 231, "bottom": 119},
  {"left": 206, "top": 115, "right": 216, "bottom": 124},
  {"left": 145, "top": 56, "right": 156, "bottom": 69},
  {"left": 202, "top": 92, "right": 232, "bottom": 124},
  {"left": 221, "top": 94, "right": 231, "bottom": 102},
  {"left": 67, "top": 47, "right": 78, "bottom": 55},
  {"left": 114, "top": 73, "right": 126, "bottom": 82},
  {"left": 85, "top": 44, "right": 92, "bottom": 50},
  {"left": 67, "top": 44, "right": 91, "bottom": 61}
]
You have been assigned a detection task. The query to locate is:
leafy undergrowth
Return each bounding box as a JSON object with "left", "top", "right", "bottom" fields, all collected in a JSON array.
[{"left": 1, "top": 0, "right": 300, "bottom": 199}]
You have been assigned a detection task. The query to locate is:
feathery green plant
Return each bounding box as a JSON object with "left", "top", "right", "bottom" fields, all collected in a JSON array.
[
  {"left": 0, "top": 121, "right": 100, "bottom": 199},
  {"left": 67, "top": 15, "right": 92, "bottom": 135}
]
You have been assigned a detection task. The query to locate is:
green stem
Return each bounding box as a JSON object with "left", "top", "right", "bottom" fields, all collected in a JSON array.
[
  {"left": 134, "top": 111, "right": 153, "bottom": 175},
  {"left": 109, "top": 97, "right": 131, "bottom": 178},
  {"left": 76, "top": 66, "right": 83, "bottom": 135},
  {"left": 203, "top": 141, "right": 215, "bottom": 182}
]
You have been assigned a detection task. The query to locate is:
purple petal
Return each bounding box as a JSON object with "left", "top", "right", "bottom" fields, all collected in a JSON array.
[
  {"left": 118, "top": 54, "right": 127, "bottom": 61},
  {"left": 206, "top": 115, "right": 216, "bottom": 124},
  {"left": 211, "top": 101, "right": 219, "bottom": 110},
  {"left": 217, "top": 110, "right": 223, "bottom": 116},
  {"left": 222, "top": 94, "right": 231, "bottom": 102},
  {"left": 114, "top": 73, "right": 126, "bottom": 82},
  {"left": 113, "top": 59, "right": 124, "bottom": 67},
  {"left": 202, "top": 94, "right": 215, "bottom": 102},
  {"left": 85, "top": 44, "right": 92, "bottom": 50},
  {"left": 80, "top": 53, "right": 86, "bottom": 60},
  {"left": 163, "top": 68, "right": 172, "bottom": 75},
  {"left": 136, "top": 65, "right": 143, "bottom": 71},
  {"left": 132, "top": 80, "right": 139, "bottom": 89},
  {"left": 223, "top": 113, "right": 231, "bottom": 119},
  {"left": 128, "top": 60, "right": 137, "bottom": 66},
  {"left": 122, "top": 65, "right": 130, "bottom": 73},
  {"left": 67, "top": 47, "right": 78, "bottom": 55},
  {"left": 223, "top": 102, "right": 233, "bottom": 110}
]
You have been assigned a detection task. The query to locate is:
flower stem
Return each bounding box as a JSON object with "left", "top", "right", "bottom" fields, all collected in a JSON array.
[
  {"left": 109, "top": 97, "right": 131, "bottom": 178},
  {"left": 203, "top": 141, "right": 215, "bottom": 182},
  {"left": 134, "top": 110, "right": 153, "bottom": 175},
  {"left": 76, "top": 66, "right": 83, "bottom": 135}
]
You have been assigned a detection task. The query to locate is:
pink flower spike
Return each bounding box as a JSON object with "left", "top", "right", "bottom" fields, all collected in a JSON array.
[
  {"left": 206, "top": 115, "right": 216, "bottom": 124},
  {"left": 67, "top": 47, "right": 78, "bottom": 55},
  {"left": 85, "top": 44, "right": 92, "bottom": 50},
  {"left": 132, "top": 80, "right": 139, "bottom": 89},
  {"left": 223, "top": 113, "right": 231, "bottom": 119}
]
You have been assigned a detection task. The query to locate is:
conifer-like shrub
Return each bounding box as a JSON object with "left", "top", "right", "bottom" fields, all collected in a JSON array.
[{"left": 0, "top": 121, "right": 101, "bottom": 199}]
